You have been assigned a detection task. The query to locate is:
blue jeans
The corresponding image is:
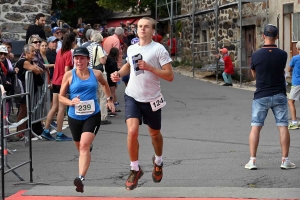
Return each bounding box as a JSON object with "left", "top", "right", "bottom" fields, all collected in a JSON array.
[
  {"left": 251, "top": 93, "right": 288, "bottom": 127},
  {"left": 222, "top": 72, "right": 232, "bottom": 84}
]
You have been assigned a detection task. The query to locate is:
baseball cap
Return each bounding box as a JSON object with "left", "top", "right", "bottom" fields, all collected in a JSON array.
[
  {"left": 220, "top": 48, "right": 228, "bottom": 54},
  {"left": 0, "top": 45, "right": 8, "bottom": 53},
  {"left": 51, "top": 27, "right": 61, "bottom": 34},
  {"left": 47, "top": 36, "right": 59, "bottom": 43},
  {"left": 62, "top": 23, "right": 70, "bottom": 29},
  {"left": 296, "top": 41, "right": 300, "bottom": 49},
  {"left": 264, "top": 24, "right": 278, "bottom": 37},
  {"left": 73, "top": 47, "right": 89, "bottom": 57}
]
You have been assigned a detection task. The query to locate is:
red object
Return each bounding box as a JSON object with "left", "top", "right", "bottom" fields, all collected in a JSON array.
[
  {"left": 223, "top": 55, "right": 234, "bottom": 74},
  {"left": 167, "top": 38, "right": 177, "bottom": 54},
  {"left": 52, "top": 50, "right": 73, "bottom": 85},
  {"left": 0, "top": 62, "right": 7, "bottom": 75},
  {"left": 152, "top": 34, "right": 162, "bottom": 43},
  {"left": 106, "top": 18, "right": 139, "bottom": 28}
]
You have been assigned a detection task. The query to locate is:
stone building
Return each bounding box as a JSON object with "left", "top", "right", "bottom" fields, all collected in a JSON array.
[
  {"left": 179, "top": 0, "right": 268, "bottom": 80},
  {"left": 0, "top": 0, "right": 52, "bottom": 41}
]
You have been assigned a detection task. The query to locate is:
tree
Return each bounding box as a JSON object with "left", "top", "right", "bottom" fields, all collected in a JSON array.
[
  {"left": 51, "top": 0, "right": 112, "bottom": 27},
  {"left": 96, "top": 0, "right": 156, "bottom": 15}
]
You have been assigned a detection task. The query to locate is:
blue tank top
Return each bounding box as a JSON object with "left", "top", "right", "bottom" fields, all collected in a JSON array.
[{"left": 68, "top": 68, "right": 100, "bottom": 120}]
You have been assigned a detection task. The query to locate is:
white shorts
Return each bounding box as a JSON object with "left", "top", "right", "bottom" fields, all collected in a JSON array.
[{"left": 289, "top": 85, "right": 300, "bottom": 100}]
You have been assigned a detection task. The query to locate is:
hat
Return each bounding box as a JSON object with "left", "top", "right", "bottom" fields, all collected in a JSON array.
[
  {"left": 264, "top": 24, "right": 278, "bottom": 37},
  {"left": 47, "top": 36, "right": 59, "bottom": 43},
  {"left": 296, "top": 41, "right": 300, "bottom": 49},
  {"left": 73, "top": 47, "right": 89, "bottom": 57},
  {"left": 220, "top": 48, "right": 228, "bottom": 54},
  {"left": 51, "top": 27, "right": 61, "bottom": 34},
  {"left": 0, "top": 45, "right": 8, "bottom": 54},
  {"left": 62, "top": 23, "right": 70, "bottom": 29}
]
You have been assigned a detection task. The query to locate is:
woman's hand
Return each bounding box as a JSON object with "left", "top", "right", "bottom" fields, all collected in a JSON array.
[
  {"left": 70, "top": 96, "right": 80, "bottom": 106},
  {"left": 106, "top": 100, "right": 115, "bottom": 113}
]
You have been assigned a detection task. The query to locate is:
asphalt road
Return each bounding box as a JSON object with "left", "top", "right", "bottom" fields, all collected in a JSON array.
[{"left": 2, "top": 72, "right": 300, "bottom": 198}]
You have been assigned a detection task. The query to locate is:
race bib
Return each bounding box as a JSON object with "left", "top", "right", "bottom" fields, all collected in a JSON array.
[
  {"left": 150, "top": 94, "right": 166, "bottom": 111},
  {"left": 75, "top": 100, "right": 95, "bottom": 115}
]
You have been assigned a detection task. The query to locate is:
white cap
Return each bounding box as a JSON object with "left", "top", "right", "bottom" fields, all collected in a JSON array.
[
  {"left": 0, "top": 45, "right": 8, "bottom": 54},
  {"left": 296, "top": 41, "right": 300, "bottom": 49}
]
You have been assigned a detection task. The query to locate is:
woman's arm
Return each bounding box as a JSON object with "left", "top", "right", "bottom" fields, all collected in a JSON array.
[
  {"left": 23, "top": 61, "right": 43, "bottom": 75},
  {"left": 94, "top": 70, "right": 115, "bottom": 112},
  {"left": 59, "top": 71, "right": 79, "bottom": 106}
]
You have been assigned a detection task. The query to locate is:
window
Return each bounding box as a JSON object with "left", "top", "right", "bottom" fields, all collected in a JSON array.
[{"left": 292, "top": 13, "right": 300, "bottom": 42}]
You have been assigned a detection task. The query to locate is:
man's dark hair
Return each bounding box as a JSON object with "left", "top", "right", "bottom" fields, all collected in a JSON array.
[{"left": 35, "top": 13, "right": 45, "bottom": 20}]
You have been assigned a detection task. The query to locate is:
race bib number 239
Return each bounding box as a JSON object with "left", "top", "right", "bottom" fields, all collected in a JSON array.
[{"left": 150, "top": 94, "right": 166, "bottom": 111}]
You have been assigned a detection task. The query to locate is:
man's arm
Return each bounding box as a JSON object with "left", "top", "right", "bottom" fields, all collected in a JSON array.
[
  {"left": 251, "top": 69, "right": 256, "bottom": 78},
  {"left": 137, "top": 61, "right": 174, "bottom": 82}
]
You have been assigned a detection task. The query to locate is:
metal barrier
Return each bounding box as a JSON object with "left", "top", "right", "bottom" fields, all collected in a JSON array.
[{"left": 0, "top": 71, "right": 49, "bottom": 200}]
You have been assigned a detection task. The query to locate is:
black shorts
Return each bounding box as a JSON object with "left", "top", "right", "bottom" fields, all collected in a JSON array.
[
  {"left": 124, "top": 94, "right": 161, "bottom": 130},
  {"left": 52, "top": 84, "right": 61, "bottom": 94},
  {"left": 68, "top": 112, "right": 101, "bottom": 142}
]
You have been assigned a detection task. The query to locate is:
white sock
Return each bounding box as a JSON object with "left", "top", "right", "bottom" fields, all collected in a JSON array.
[
  {"left": 250, "top": 157, "right": 256, "bottom": 162},
  {"left": 130, "top": 161, "right": 139, "bottom": 171},
  {"left": 292, "top": 121, "right": 298, "bottom": 125},
  {"left": 282, "top": 157, "right": 289, "bottom": 162},
  {"left": 155, "top": 154, "right": 163, "bottom": 166}
]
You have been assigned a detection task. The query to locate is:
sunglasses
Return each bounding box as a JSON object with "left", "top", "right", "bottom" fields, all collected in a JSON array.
[
  {"left": 32, "top": 41, "right": 41, "bottom": 44},
  {"left": 55, "top": 31, "right": 62, "bottom": 34}
]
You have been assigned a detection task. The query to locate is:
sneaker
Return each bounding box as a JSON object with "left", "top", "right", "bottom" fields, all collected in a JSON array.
[
  {"left": 245, "top": 160, "right": 257, "bottom": 170},
  {"left": 281, "top": 159, "right": 296, "bottom": 169},
  {"left": 109, "top": 112, "right": 117, "bottom": 117},
  {"left": 90, "top": 143, "right": 93, "bottom": 152},
  {"left": 125, "top": 166, "right": 144, "bottom": 190},
  {"left": 101, "top": 120, "right": 112, "bottom": 125},
  {"left": 41, "top": 130, "right": 55, "bottom": 141},
  {"left": 56, "top": 133, "right": 72, "bottom": 141},
  {"left": 152, "top": 155, "right": 163, "bottom": 183},
  {"left": 288, "top": 122, "right": 299, "bottom": 130},
  {"left": 223, "top": 83, "right": 233, "bottom": 86},
  {"left": 114, "top": 102, "right": 119, "bottom": 106},
  {"left": 50, "top": 121, "right": 57, "bottom": 128},
  {"left": 74, "top": 176, "right": 84, "bottom": 193}
]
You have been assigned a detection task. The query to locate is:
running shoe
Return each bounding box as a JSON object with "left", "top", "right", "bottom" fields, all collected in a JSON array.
[
  {"left": 90, "top": 143, "right": 93, "bottom": 152},
  {"left": 125, "top": 166, "right": 144, "bottom": 190},
  {"left": 245, "top": 160, "right": 257, "bottom": 170},
  {"left": 281, "top": 159, "right": 296, "bottom": 169},
  {"left": 74, "top": 176, "right": 84, "bottom": 193},
  {"left": 50, "top": 121, "right": 57, "bottom": 128},
  {"left": 56, "top": 133, "right": 72, "bottom": 141},
  {"left": 152, "top": 155, "right": 163, "bottom": 183},
  {"left": 41, "top": 130, "right": 55, "bottom": 141},
  {"left": 288, "top": 122, "right": 299, "bottom": 130},
  {"left": 114, "top": 102, "right": 119, "bottom": 106}
]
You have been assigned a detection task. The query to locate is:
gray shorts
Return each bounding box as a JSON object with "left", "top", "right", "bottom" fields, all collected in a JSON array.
[{"left": 289, "top": 86, "right": 300, "bottom": 100}]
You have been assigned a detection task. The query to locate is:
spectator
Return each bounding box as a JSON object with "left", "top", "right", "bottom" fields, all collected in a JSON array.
[
  {"left": 52, "top": 27, "right": 63, "bottom": 52},
  {"left": 26, "top": 13, "right": 46, "bottom": 43},
  {"left": 215, "top": 48, "right": 234, "bottom": 86},
  {"left": 15, "top": 44, "right": 43, "bottom": 139},
  {"left": 41, "top": 33, "right": 76, "bottom": 141},
  {"left": 152, "top": 30, "right": 163, "bottom": 43},
  {"left": 167, "top": 35, "right": 177, "bottom": 60},
  {"left": 27, "top": 35, "right": 45, "bottom": 70},
  {"left": 287, "top": 41, "right": 300, "bottom": 130},
  {"left": 245, "top": 24, "right": 296, "bottom": 170}
]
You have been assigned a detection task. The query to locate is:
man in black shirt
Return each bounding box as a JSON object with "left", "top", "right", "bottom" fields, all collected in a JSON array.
[
  {"left": 245, "top": 24, "right": 296, "bottom": 170},
  {"left": 26, "top": 13, "right": 46, "bottom": 43}
]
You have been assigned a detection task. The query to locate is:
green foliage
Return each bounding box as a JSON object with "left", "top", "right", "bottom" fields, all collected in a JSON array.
[
  {"left": 51, "top": 0, "right": 111, "bottom": 26},
  {"left": 96, "top": 0, "right": 156, "bottom": 14}
]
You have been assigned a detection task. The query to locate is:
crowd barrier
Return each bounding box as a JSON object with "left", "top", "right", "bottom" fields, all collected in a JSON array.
[{"left": 0, "top": 70, "right": 49, "bottom": 200}]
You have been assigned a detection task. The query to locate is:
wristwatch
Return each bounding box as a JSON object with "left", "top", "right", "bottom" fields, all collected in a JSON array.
[{"left": 107, "top": 96, "right": 113, "bottom": 101}]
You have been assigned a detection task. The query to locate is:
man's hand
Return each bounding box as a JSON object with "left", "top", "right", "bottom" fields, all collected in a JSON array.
[
  {"left": 111, "top": 71, "right": 121, "bottom": 82},
  {"left": 137, "top": 60, "right": 152, "bottom": 71}
]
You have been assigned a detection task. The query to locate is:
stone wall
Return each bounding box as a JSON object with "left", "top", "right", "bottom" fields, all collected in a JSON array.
[
  {"left": 0, "top": 0, "right": 52, "bottom": 41},
  {"left": 180, "top": 0, "right": 268, "bottom": 68}
]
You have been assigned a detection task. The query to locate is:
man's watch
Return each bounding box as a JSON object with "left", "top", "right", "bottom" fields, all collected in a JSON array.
[{"left": 107, "top": 96, "right": 113, "bottom": 101}]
